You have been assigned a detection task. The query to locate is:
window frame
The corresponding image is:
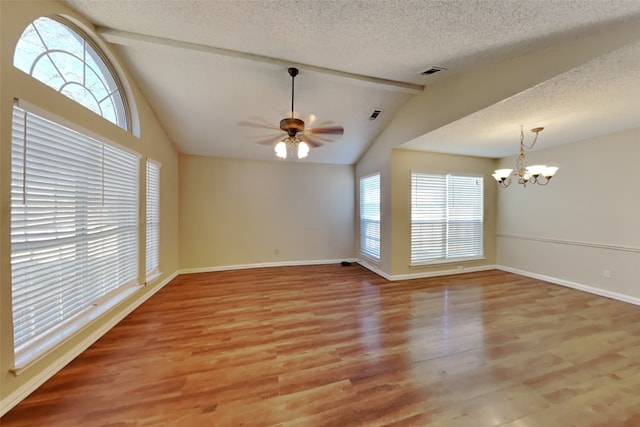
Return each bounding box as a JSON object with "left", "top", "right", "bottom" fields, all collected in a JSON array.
[
  {"left": 359, "top": 173, "right": 381, "bottom": 261},
  {"left": 410, "top": 171, "right": 484, "bottom": 266},
  {"left": 9, "top": 99, "right": 141, "bottom": 369},
  {"left": 13, "top": 16, "right": 132, "bottom": 132}
]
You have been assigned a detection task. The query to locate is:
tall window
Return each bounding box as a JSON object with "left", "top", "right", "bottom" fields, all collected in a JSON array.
[
  {"left": 360, "top": 173, "right": 380, "bottom": 260},
  {"left": 10, "top": 102, "right": 139, "bottom": 363},
  {"left": 13, "top": 17, "right": 129, "bottom": 130},
  {"left": 411, "top": 173, "right": 483, "bottom": 264},
  {"left": 146, "top": 160, "right": 160, "bottom": 279}
]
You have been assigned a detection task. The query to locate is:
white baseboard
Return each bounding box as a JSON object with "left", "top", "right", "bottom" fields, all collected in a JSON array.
[
  {"left": 179, "top": 258, "right": 358, "bottom": 275},
  {"left": 497, "top": 265, "right": 640, "bottom": 306},
  {"left": 356, "top": 260, "right": 497, "bottom": 282},
  {"left": 0, "top": 271, "right": 178, "bottom": 417},
  {"left": 389, "top": 264, "right": 497, "bottom": 281},
  {"left": 356, "top": 259, "right": 392, "bottom": 280}
]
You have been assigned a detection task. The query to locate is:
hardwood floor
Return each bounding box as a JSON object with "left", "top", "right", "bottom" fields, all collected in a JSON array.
[{"left": 2, "top": 265, "right": 640, "bottom": 426}]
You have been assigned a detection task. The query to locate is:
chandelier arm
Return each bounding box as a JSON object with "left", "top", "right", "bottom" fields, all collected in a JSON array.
[{"left": 535, "top": 176, "right": 550, "bottom": 186}]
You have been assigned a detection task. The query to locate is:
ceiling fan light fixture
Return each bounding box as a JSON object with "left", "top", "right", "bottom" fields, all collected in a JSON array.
[
  {"left": 275, "top": 141, "right": 287, "bottom": 158},
  {"left": 297, "top": 141, "right": 309, "bottom": 159},
  {"left": 274, "top": 136, "right": 309, "bottom": 160}
]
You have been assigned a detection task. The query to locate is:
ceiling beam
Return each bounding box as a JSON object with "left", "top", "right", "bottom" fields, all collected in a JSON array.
[{"left": 98, "top": 27, "right": 425, "bottom": 95}]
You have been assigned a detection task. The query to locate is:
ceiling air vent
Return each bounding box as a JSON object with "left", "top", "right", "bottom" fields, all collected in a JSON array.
[
  {"left": 421, "top": 66, "right": 447, "bottom": 76},
  {"left": 369, "top": 109, "right": 383, "bottom": 121}
]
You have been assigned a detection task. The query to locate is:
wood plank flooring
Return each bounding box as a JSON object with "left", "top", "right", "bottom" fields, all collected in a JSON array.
[{"left": 2, "top": 265, "right": 640, "bottom": 426}]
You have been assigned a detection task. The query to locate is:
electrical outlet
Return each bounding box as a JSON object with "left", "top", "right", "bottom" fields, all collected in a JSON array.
[
  {"left": 603, "top": 269, "right": 612, "bottom": 279},
  {"left": 457, "top": 266, "right": 464, "bottom": 271}
]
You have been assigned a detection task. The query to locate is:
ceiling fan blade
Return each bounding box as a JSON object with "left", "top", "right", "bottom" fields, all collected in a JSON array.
[
  {"left": 254, "top": 134, "right": 285, "bottom": 146},
  {"left": 311, "top": 120, "right": 334, "bottom": 128},
  {"left": 238, "top": 120, "right": 280, "bottom": 131},
  {"left": 307, "top": 125, "right": 344, "bottom": 136},
  {"left": 302, "top": 132, "right": 333, "bottom": 143},
  {"left": 299, "top": 134, "right": 323, "bottom": 148}
]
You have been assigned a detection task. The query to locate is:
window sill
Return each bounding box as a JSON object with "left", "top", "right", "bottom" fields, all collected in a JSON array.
[
  {"left": 359, "top": 253, "right": 380, "bottom": 265},
  {"left": 145, "top": 270, "right": 162, "bottom": 285},
  {"left": 410, "top": 256, "right": 485, "bottom": 268},
  {"left": 11, "top": 285, "right": 140, "bottom": 376}
]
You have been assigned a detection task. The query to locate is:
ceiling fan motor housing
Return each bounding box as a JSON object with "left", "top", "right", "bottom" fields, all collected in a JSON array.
[{"left": 280, "top": 117, "right": 305, "bottom": 136}]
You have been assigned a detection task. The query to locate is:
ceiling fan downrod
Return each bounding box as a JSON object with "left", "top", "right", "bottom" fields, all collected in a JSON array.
[
  {"left": 280, "top": 67, "right": 304, "bottom": 135},
  {"left": 288, "top": 67, "right": 298, "bottom": 119}
]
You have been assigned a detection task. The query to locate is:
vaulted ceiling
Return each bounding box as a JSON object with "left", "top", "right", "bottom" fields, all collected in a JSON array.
[{"left": 64, "top": 0, "right": 640, "bottom": 164}]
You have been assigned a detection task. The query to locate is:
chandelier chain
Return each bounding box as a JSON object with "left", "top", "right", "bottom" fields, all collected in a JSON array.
[{"left": 520, "top": 126, "right": 541, "bottom": 150}]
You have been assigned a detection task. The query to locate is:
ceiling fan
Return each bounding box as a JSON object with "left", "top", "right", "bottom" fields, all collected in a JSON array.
[{"left": 240, "top": 67, "right": 344, "bottom": 159}]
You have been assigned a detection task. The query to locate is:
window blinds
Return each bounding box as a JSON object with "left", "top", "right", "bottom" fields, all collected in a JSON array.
[
  {"left": 10, "top": 103, "right": 139, "bottom": 354},
  {"left": 360, "top": 174, "right": 381, "bottom": 260},
  {"left": 146, "top": 160, "right": 160, "bottom": 278},
  {"left": 411, "top": 173, "right": 483, "bottom": 264}
]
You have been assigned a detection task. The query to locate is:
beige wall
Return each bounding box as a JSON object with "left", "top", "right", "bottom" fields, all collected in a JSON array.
[
  {"left": 497, "top": 127, "right": 640, "bottom": 300},
  {"left": 1, "top": 0, "right": 179, "bottom": 408},
  {"left": 390, "top": 149, "right": 498, "bottom": 277},
  {"left": 179, "top": 155, "right": 355, "bottom": 270}
]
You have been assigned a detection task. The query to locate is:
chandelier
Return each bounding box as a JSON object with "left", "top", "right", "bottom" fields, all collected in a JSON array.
[{"left": 492, "top": 127, "right": 558, "bottom": 188}]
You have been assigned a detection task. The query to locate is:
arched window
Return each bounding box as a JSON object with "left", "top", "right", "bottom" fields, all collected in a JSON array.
[{"left": 14, "top": 16, "right": 130, "bottom": 131}]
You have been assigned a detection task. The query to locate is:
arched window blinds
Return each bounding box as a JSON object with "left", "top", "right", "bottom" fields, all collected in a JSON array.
[{"left": 13, "top": 16, "right": 130, "bottom": 131}]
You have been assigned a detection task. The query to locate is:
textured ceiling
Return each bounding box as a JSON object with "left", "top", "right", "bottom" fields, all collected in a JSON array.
[
  {"left": 64, "top": 0, "right": 640, "bottom": 163},
  {"left": 402, "top": 38, "right": 640, "bottom": 157}
]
